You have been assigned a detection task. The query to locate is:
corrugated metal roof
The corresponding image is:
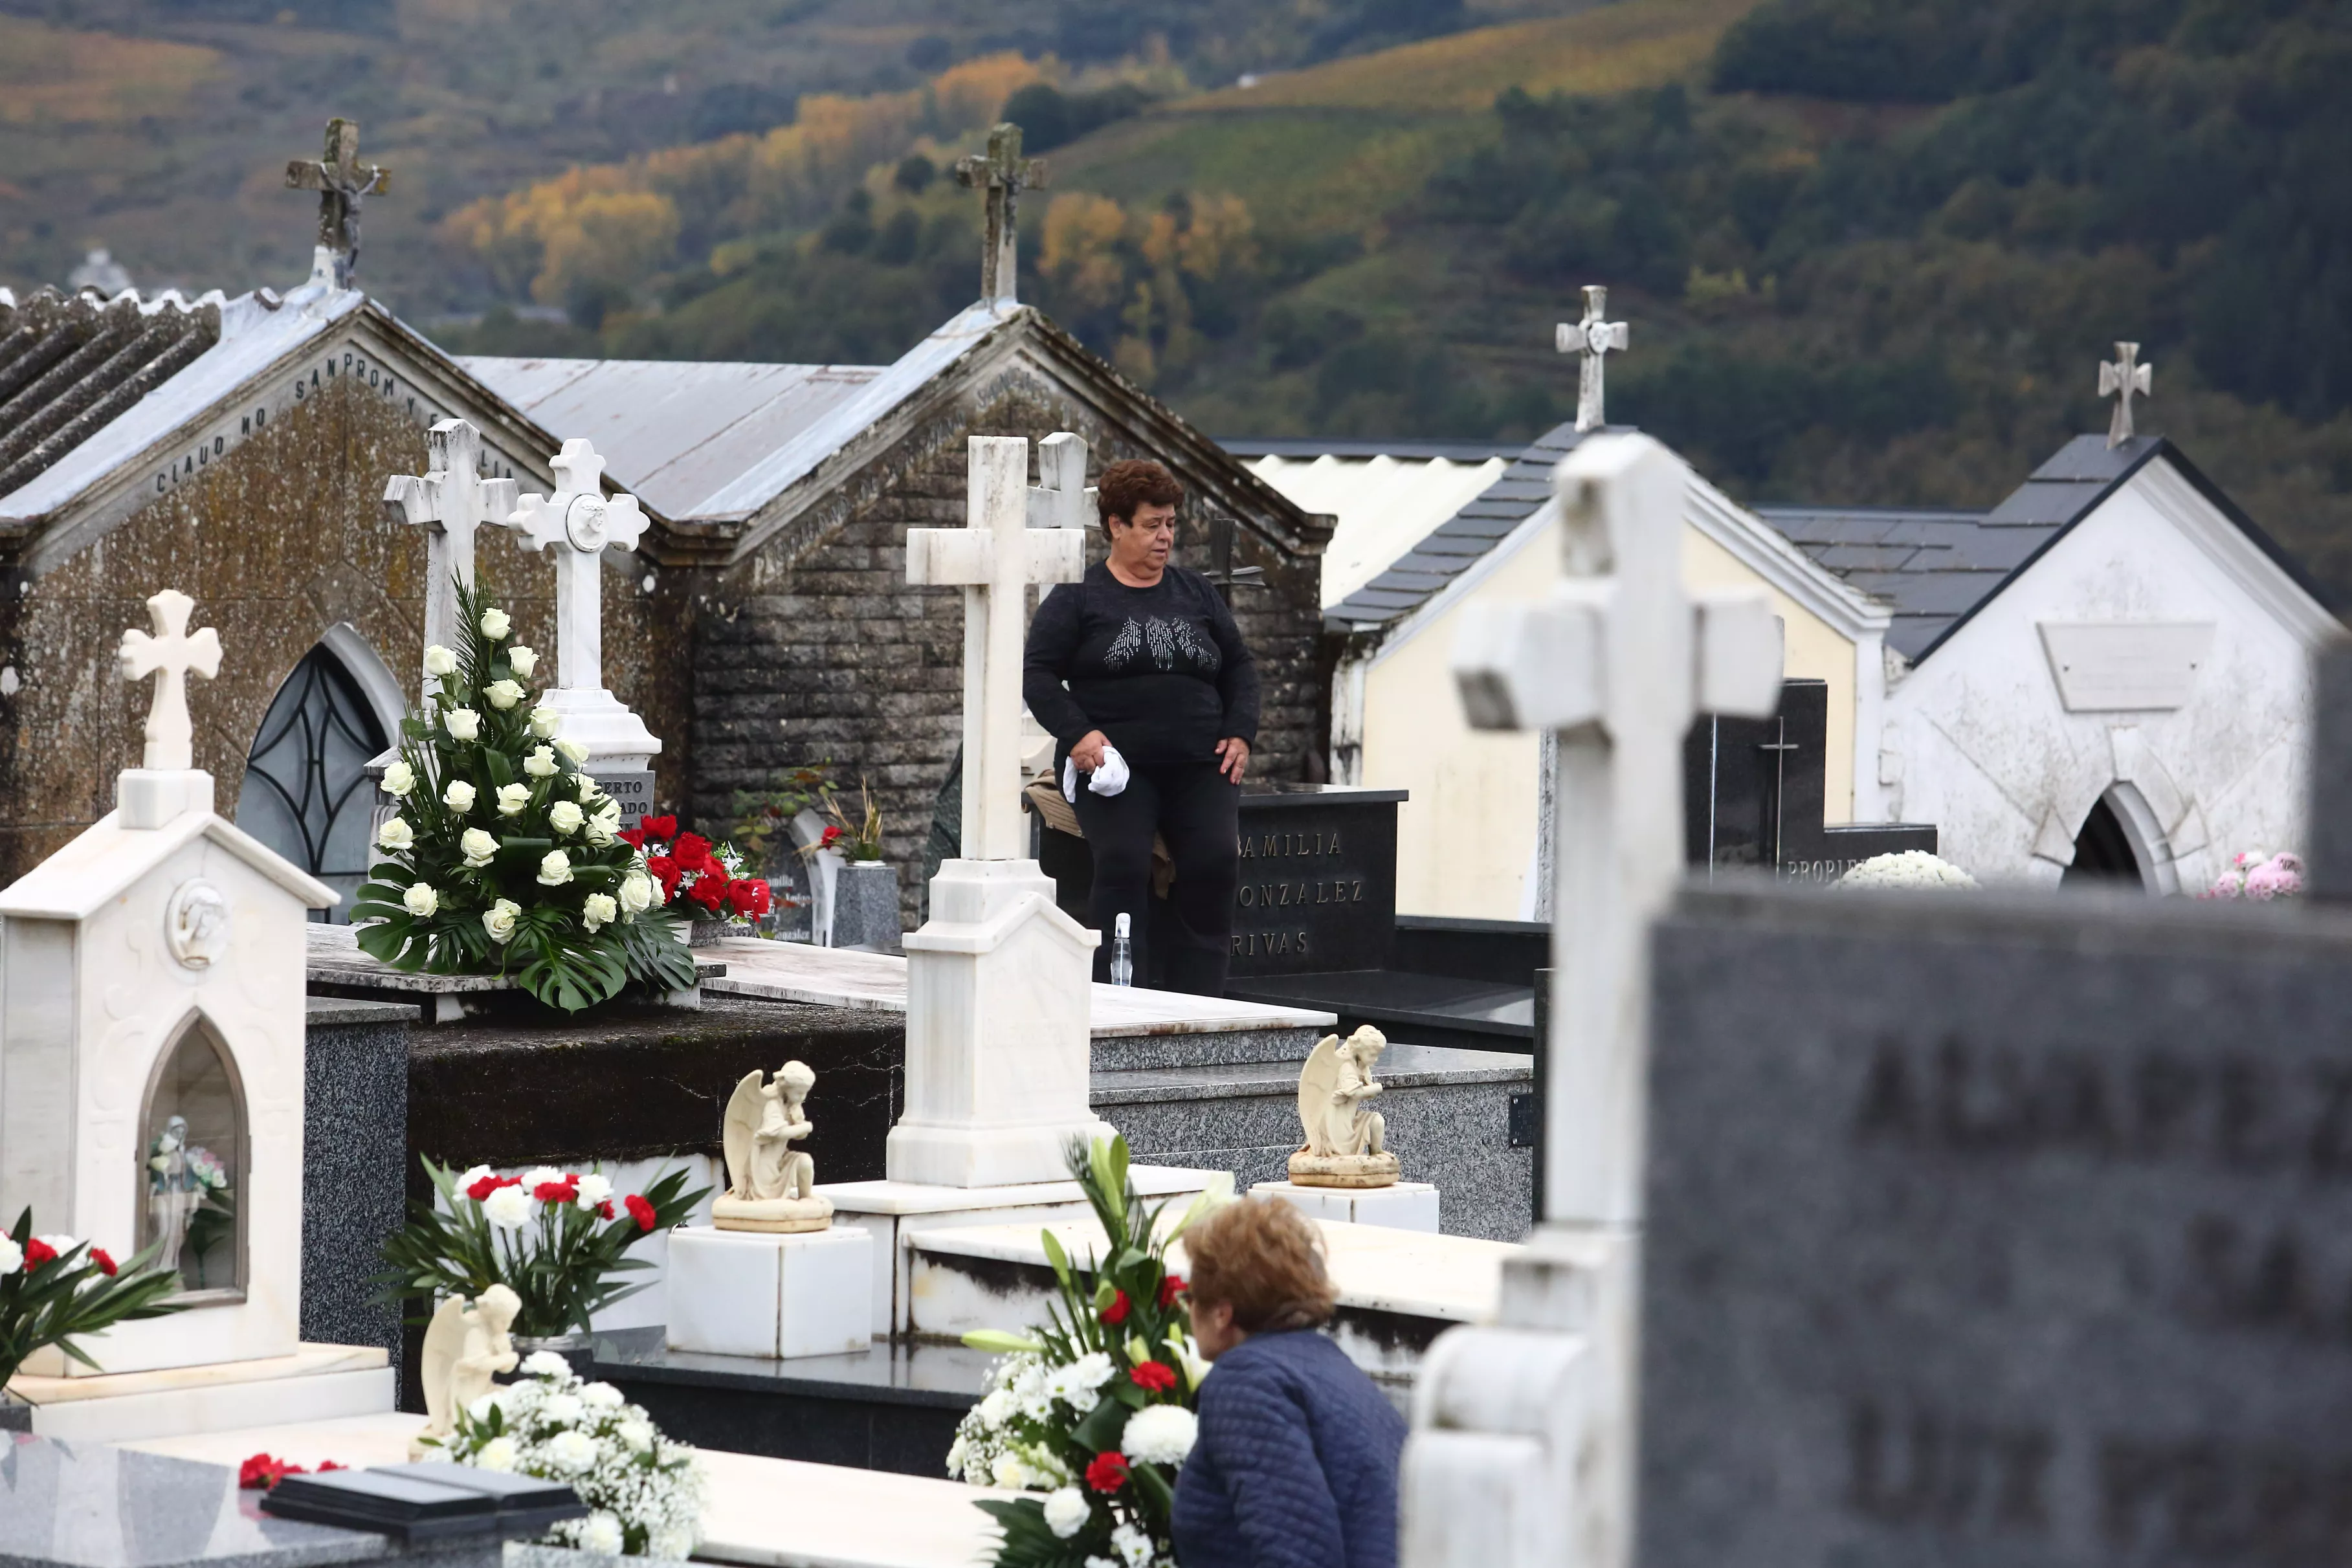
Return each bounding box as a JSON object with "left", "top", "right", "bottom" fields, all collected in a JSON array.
[
  {"left": 0, "top": 276, "right": 361, "bottom": 525},
  {"left": 0, "top": 287, "right": 224, "bottom": 498},
  {"left": 456, "top": 355, "right": 883, "bottom": 522},
  {"left": 1321, "top": 420, "right": 1599, "bottom": 632},
  {"left": 1243, "top": 448, "right": 1511, "bottom": 608}
]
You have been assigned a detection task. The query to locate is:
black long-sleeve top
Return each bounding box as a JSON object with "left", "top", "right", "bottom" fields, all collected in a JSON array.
[{"left": 1022, "top": 562, "right": 1260, "bottom": 768}]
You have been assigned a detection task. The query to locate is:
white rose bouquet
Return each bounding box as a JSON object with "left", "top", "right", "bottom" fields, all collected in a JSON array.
[
  {"left": 950, "top": 1136, "right": 1226, "bottom": 1568},
  {"left": 1836, "top": 850, "right": 1979, "bottom": 891},
  {"left": 353, "top": 581, "right": 696, "bottom": 1012},
  {"left": 439, "top": 1353, "right": 704, "bottom": 1559}
]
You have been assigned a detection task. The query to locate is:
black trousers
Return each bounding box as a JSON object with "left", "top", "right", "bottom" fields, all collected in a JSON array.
[{"left": 1070, "top": 758, "right": 1241, "bottom": 996}]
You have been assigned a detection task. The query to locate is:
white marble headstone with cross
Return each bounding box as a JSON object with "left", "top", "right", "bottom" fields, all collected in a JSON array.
[
  {"left": 889, "top": 433, "right": 1109, "bottom": 1187},
  {"left": 0, "top": 591, "right": 344, "bottom": 1388},
  {"left": 1399, "top": 435, "right": 1784, "bottom": 1568},
  {"left": 383, "top": 418, "right": 518, "bottom": 700},
  {"left": 505, "top": 437, "right": 661, "bottom": 774}
]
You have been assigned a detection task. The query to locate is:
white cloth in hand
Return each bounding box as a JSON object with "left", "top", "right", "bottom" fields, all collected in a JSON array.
[{"left": 1061, "top": 742, "right": 1131, "bottom": 804}]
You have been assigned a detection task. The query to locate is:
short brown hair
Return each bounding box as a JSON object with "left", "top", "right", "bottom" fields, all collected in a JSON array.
[
  {"left": 1096, "top": 459, "right": 1184, "bottom": 537},
  {"left": 1182, "top": 1197, "right": 1337, "bottom": 1334}
]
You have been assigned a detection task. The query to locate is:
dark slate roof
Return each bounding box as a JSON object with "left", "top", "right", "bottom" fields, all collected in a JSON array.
[
  {"left": 0, "top": 287, "right": 223, "bottom": 500},
  {"left": 1323, "top": 421, "right": 1601, "bottom": 632},
  {"left": 1757, "top": 434, "right": 2335, "bottom": 662}
]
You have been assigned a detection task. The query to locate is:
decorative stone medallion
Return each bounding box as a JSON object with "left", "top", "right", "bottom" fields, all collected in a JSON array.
[
  {"left": 564, "top": 494, "right": 609, "bottom": 553},
  {"left": 166, "top": 879, "right": 232, "bottom": 969}
]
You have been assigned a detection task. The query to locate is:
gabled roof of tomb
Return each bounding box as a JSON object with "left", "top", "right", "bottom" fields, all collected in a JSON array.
[
  {"left": 0, "top": 802, "right": 338, "bottom": 920},
  {"left": 0, "top": 269, "right": 590, "bottom": 573},
  {"left": 1318, "top": 420, "right": 1883, "bottom": 643},
  {"left": 463, "top": 300, "right": 1331, "bottom": 569},
  {"left": 1757, "top": 435, "right": 2338, "bottom": 663},
  {"left": 0, "top": 287, "right": 226, "bottom": 502}
]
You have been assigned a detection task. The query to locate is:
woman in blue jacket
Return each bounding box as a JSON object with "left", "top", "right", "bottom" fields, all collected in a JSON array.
[{"left": 1171, "top": 1198, "right": 1407, "bottom": 1568}]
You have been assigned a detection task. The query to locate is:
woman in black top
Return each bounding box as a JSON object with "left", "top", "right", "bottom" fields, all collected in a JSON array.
[{"left": 1022, "top": 459, "right": 1257, "bottom": 995}]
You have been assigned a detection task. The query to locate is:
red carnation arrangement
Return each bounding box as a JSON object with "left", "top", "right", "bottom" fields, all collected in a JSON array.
[
  {"left": 1129, "top": 1361, "right": 1177, "bottom": 1393},
  {"left": 1085, "top": 1452, "right": 1131, "bottom": 1494},
  {"left": 625, "top": 817, "right": 772, "bottom": 927}
]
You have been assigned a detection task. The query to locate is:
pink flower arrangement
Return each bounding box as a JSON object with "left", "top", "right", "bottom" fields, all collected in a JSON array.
[{"left": 2203, "top": 850, "right": 2303, "bottom": 901}]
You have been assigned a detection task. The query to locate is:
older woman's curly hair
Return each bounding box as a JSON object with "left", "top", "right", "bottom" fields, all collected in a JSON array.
[{"left": 1182, "top": 1196, "right": 1337, "bottom": 1334}]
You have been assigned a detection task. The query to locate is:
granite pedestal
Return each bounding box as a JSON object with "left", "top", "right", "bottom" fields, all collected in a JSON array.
[
  {"left": 665, "top": 1226, "right": 872, "bottom": 1360},
  {"left": 1252, "top": 1180, "right": 1441, "bottom": 1231}
]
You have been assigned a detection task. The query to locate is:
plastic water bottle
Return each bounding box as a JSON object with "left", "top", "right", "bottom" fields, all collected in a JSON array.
[{"left": 1110, "top": 912, "right": 1133, "bottom": 987}]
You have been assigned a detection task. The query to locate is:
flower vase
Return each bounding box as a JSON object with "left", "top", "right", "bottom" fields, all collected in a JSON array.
[
  {"left": 688, "top": 917, "right": 734, "bottom": 947},
  {"left": 830, "top": 860, "right": 901, "bottom": 953},
  {"left": 497, "top": 1332, "right": 592, "bottom": 1382},
  {"left": 0, "top": 1396, "right": 29, "bottom": 1433}
]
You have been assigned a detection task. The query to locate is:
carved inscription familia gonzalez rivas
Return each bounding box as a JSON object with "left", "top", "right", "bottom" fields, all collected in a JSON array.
[{"left": 1231, "top": 827, "right": 1360, "bottom": 958}]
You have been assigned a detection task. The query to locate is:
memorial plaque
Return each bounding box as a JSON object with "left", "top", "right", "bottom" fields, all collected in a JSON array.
[
  {"left": 587, "top": 767, "right": 656, "bottom": 832},
  {"left": 1228, "top": 785, "right": 1403, "bottom": 977},
  {"left": 1643, "top": 883, "right": 2352, "bottom": 1568},
  {"left": 1687, "top": 679, "right": 1937, "bottom": 883}
]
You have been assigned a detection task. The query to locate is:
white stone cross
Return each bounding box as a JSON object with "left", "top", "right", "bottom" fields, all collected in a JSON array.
[
  {"left": 2100, "top": 340, "right": 2153, "bottom": 449},
  {"left": 907, "top": 434, "right": 1088, "bottom": 859},
  {"left": 1415, "top": 434, "right": 1783, "bottom": 1568},
  {"left": 384, "top": 417, "right": 518, "bottom": 698},
  {"left": 1556, "top": 283, "right": 1629, "bottom": 433},
  {"left": 118, "top": 589, "right": 222, "bottom": 772},
  {"left": 505, "top": 437, "right": 650, "bottom": 693}
]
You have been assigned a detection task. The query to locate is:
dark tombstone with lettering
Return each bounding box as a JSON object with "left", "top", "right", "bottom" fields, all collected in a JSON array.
[
  {"left": 1228, "top": 784, "right": 1403, "bottom": 974},
  {"left": 588, "top": 767, "right": 656, "bottom": 833},
  {"left": 1687, "top": 679, "right": 1938, "bottom": 881},
  {"left": 1636, "top": 645, "right": 2352, "bottom": 1568}
]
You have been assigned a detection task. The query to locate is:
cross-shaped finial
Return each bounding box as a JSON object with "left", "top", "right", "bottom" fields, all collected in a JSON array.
[
  {"left": 384, "top": 419, "right": 518, "bottom": 698},
  {"left": 507, "top": 438, "right": 649, "bottom": 693},
  {"left": 285, "top": 117, "right": 391, "bottom": 290},
  {"left": 1557, "top": 284, "right": 1630, "bottom": 433},
  {"left": 119, "top": 590, "right": 222, "bottom": 773},
  {"left": 2098, "top": 340, "right": 2153, "bottom": 449},
  {"left": 956, "top": 122, "right": 1048, "bottom": 305}
]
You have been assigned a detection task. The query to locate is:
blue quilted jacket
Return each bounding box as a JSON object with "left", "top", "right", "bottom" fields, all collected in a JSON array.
[{"left": 1169, "top": 1329, "right": 1408, "bottom": 1568}]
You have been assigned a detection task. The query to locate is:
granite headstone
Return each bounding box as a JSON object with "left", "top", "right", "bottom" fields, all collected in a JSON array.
[
  {"left": 1641, "top": 673, "right": 2352, "bottom": 1568},
  {"left": 1685, "top": 679, "right": 1937, "bottom": 883}
]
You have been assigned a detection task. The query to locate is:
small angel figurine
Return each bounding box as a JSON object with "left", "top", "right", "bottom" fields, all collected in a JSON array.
[
  {"left": 713, "top": 1061, "right": 834, "bottom": 1233},
  {"left": 1289, "top": 1026, "right": 1402, "bottom": 1188},
  {"left": 408, "top": 1283, "right": 521, "bottom": 1459}
]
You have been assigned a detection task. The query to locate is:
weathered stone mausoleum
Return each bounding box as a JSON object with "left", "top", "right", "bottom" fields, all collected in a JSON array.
[{"left": 0, "top": 131, "right": 1330, "bottom": 920}]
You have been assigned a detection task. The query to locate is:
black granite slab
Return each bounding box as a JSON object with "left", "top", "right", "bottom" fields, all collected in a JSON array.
[
  {"left": 0, "top": 1436, "right": 502, "bottom": 1568},
  {"left": 1642, "top": 880, "right": 2352, "bottom": 1568},
  {"left": 1687, "top": 678, "right": 1937, "bottom": 883},
  {"left": 580, "top": 1327, "right": 988, "bottom": 1478},
  {"left": 403, "top": 997, "right": 902, "bottom": 1177},
  {"left": 302, "top": 999, "right": 411, "bottom": 1373},
  {"left": 1226, "top": 968, "right": 1533, "bottom": 1052}
]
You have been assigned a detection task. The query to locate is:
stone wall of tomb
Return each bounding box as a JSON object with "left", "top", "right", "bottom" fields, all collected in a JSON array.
[
  {"left": 0, "top": 377, "right": 687, "bottom": 886},
  {"left": 694, "top": 381, "right": 1327, "bottom": 927}
]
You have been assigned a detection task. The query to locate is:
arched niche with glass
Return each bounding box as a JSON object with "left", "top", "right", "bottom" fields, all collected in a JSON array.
[{"left": 137, "top": 1017, "right": 247, "bottom": 1302}]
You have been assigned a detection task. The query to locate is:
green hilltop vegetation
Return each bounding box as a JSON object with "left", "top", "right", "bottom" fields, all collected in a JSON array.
[
  {"left": 4, "top": 0, "right": 2349, "bottom": 595},
  {"left": 449, "top": 0, "right": 2352, "bottom": 597}
]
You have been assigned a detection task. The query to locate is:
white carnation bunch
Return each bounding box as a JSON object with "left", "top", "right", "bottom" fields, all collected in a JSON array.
[
  {"left": 1836, "top": 850, "right": 1978, "bottom": 891},
  {"left": 440, "top": 1357, "right": 703, "bottom": 1558}
]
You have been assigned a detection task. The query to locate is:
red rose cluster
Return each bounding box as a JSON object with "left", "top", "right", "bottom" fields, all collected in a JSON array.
[
  {"left": 622, "top": 816, "right": 773, "bottom": 922},
  {"left": 239, "top": 1453, "right": 346, "bottom": 1490}
]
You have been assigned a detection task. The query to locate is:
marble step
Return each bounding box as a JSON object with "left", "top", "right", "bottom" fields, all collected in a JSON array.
[{"left": 904, "top": 1213, "right": 1518, "bottom": 1382}]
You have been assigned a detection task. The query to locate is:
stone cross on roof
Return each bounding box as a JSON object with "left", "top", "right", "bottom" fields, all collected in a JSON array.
[
  {"left": 956, "top": 122, "right": 1047, "bottom": 305},
  {"left": 1557, "top": 283, "right": 1630, "bottom": 433},
  {"left": 118, "top": 589, "right": 221, "bottom": 773},
  {"left": 506, "top": 438, "right": 649, "bottom": 695},
  {"left": 384, "top": 419, "right": 518, "bottom": 698},
  {"left": 285, "top": 117, "right": 391, "bottom": 290},
  {"left": 907, "top": 433, "right": 1087, "bottom": 858},
  {"left": 2099, "top": 340, "right": 2153, "bottom": 449},
  {"left": 1441, "top": 434, "right": 1783, "bottom": 1568}
]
